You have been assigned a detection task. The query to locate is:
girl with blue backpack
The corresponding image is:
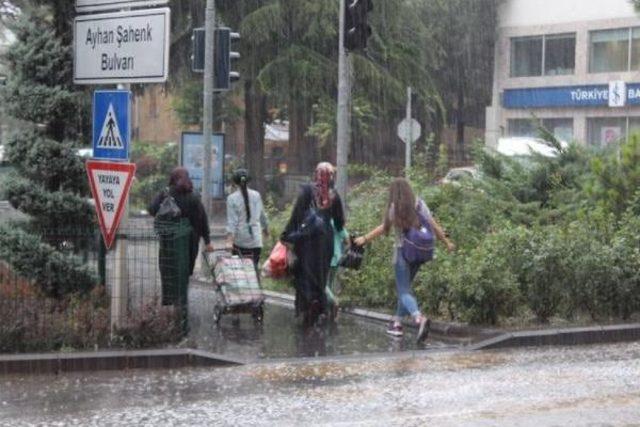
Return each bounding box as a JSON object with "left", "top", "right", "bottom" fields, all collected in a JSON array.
[{"left": 354, "top": 178, "right": 454, "bottom": 343}]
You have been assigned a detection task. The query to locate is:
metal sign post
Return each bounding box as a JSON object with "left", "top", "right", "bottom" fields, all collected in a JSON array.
[
  {"left": 397, "top": 87, "right": 422, "bottom": 177},
  {"left": 202, "top": 0, "right": 216, "bottom": 217}
]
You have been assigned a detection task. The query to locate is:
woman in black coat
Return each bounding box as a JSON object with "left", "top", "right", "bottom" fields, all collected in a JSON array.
[
  {"left": 281, "top": 162, "right": 344, "bottom": 327},
  {"left": 149, "top": 168, "right": 213, "bottom": 312}
]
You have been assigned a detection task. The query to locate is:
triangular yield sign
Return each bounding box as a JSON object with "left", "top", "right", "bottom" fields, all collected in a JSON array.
[
  {"left": 86, "top": 160, "right": 136, "bottom": 250},
  {"left": 96, "top": 103, "right": 125, "bottom": 149}
]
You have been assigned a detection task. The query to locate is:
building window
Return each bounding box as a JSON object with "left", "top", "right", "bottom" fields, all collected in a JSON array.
[
  {"left": 544, "top": 34, "right": 576, "bottom": 76},
  {"left": 542, "top": 118, "right": 573, "bottom": 142},
  {"left": 587, "top": 117, "right": 627, "bottom": 147},
  {"left": 510, "top": 34, "right": 575, "bottom": 77},
  {"left": 508, "top": 118, "right": 538, "bottom": 137},
  {"left": 511, "top": 36, "right": 542, "bottom": 77},
  {"left": 590, "top": 28, "right": 632, "bottom": 73},
  {"left": 508, "top": 118, "right": 573, "bottom": 142},
  {"left": 631, "top": 28, "right": 640, "bottom": 70},
  {"left": 629, "top": 117, "right": 640, "bottom": 136}
]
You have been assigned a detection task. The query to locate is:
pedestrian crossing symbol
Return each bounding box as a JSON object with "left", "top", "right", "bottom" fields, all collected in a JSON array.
[
  {"left": 97, "top": 104, "right": 124, "bottom": 149},
  {"left": 92, "top": 90, "right": 130, "bottom": 161}
]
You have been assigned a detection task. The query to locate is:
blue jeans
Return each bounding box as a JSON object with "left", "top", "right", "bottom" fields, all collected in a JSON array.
[{"left": 394, "top": 249, "right": 421, "bottom": 319}]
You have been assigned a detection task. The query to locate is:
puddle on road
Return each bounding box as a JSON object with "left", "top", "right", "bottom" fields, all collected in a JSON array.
[{"left": 188, "top": 284, "right": 453, "bottom": 360}]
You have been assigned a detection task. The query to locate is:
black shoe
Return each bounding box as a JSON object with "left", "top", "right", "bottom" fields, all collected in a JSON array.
[{"left": 416, "top": 317, "right": 431, "bottom": 343}]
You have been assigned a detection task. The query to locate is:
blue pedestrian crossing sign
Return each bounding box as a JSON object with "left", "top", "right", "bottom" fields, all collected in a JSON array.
[{"left": 93, "top": 90, "right": 131, "bottom": 161}]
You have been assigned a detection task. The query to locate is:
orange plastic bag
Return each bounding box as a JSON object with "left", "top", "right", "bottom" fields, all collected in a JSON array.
[{"left": 262, "top": 242, "right": 289, "bottom": 279}]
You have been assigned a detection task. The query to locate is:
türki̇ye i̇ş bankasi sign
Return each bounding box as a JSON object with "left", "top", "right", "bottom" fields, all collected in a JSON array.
[
  {"left": 73, "top": 8, "right": 170, "bottom": 85},
  {"left": 503, "top": 83, "right": 640, "bottom": 109}
]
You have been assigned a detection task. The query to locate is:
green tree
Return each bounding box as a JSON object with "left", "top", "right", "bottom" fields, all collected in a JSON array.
[
  {"left": 0, "top": 5, "right": 96, "bottom": 296},
  {"left": 415, "top": 0, "right": 500, "bottom": 164}
]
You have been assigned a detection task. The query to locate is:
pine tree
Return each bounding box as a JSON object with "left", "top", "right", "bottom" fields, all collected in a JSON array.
[
  {"left": 0, "top": 6, "right": 96, "bottom": 296},
  {"left": 1, "top": 7, "right": 92, "bottom": 230}
]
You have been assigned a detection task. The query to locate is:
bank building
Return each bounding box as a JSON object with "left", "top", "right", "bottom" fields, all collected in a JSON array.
[{"left": 486, "top": 0, "right": 640, "bottom": 148}]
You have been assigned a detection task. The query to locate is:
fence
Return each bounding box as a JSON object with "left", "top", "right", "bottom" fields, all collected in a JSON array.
[{"left": 0, "top": 220, "right": 192, "bottom": 353}]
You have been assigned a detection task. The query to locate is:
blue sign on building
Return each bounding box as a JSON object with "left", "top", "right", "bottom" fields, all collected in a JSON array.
[
  {"left": 92, "top": 90, "right": 131, "bottom": 161},
  {"left": 503, "top": 83, "right": 640, "bottom": 109}
]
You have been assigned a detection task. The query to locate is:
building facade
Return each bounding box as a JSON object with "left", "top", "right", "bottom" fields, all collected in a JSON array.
[{"left": 486, "top": 0, "right": 640, "bottom": 148}]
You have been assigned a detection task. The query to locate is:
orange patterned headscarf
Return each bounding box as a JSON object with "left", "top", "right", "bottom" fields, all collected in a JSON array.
[{"left": 314, "top": 162, "right": 335, "bottom": 209}]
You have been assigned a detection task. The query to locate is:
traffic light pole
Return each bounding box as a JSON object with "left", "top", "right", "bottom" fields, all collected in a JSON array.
[
  {"left": 336, "top": 0, "right": 352, "bottom": 209},
  {"left": 202, "top": 0, "right": 216, "bottom": 217}
]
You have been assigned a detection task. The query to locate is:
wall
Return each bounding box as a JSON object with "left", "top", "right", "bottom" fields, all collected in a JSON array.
[
  {"left": 499, "top": 0, "right": 636, "bottom": 27},
  {"left": 133, "top": 85, "right": 184, "bottom": 144}
]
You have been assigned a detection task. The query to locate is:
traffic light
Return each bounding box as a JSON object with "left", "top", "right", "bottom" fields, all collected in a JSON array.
[
  {"left": 191, "top": 27, "right": 205, "bottom": 72},
  {"left": 191, "top": 27, "right": 241, "bottom": 91},
  {"left": 344, "top": 0, "right": 373, "bottom": 52},
  {"left": 214, "top": 27, "right": 241, "bottom": 91}
]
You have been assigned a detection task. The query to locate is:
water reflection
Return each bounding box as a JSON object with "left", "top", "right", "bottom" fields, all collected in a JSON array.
[{"left": 188, "top": 283, "right": 450, "bottom": 360}]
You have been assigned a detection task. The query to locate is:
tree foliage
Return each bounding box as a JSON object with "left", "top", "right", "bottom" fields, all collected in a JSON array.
[{"left": 0, "top": 5, "right": 95, "bottom": 296}]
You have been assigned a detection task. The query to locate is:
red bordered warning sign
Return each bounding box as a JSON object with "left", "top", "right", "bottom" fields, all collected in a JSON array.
[{"left": 86, "top": 160, "right": 136, "bottom": 249}]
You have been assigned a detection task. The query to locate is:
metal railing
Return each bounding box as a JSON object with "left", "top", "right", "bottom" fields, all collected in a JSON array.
[{"left": 0, "top": 221, "right": 192, "bottom": 353}]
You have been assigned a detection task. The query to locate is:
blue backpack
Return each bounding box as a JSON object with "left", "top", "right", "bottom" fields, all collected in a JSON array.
[{"left": 401, "top": 207, "right": 435, "bottom": 265}]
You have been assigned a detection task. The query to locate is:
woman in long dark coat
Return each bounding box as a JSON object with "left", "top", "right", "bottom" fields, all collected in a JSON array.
[
  {"left": 149, "top": 168, "right": 213, "bottom": 328},
  {"left": 281, "top": 162, "right": 344, "bottom": 327}
]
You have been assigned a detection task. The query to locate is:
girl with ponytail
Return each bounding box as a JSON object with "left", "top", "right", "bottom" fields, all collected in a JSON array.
[{"left": 226, "top": 168, "right": 269, "bottom": 268}]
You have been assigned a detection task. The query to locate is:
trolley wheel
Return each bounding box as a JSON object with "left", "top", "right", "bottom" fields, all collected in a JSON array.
[
  {"left": 252, "top": 304, "right": 264, "bottom": 324},
  {"left": 213, "top": 304, "right": 224, "bottom": 325}
]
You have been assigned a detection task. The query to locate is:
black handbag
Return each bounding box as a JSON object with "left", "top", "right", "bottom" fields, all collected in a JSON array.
[{"left": 339, "top": 237, "right": 365, "bottom": 270}]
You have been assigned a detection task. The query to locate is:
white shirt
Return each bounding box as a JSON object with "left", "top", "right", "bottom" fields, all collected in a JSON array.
[{"left": 226, "top": 189, "right": 269, "bottom": 249}]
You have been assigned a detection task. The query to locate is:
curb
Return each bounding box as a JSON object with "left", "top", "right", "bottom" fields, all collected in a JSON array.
[
  {"left": 0, "top": 349, "right": 243, "bottom": 376},
  {"left": 264, "top": 291, "right": 640, "bottom": 350},
  {"left": 262, "top": 290, "right": 499, "bottom": 343},
  {"left": 471, "top": 323, "right": 640, "bottom": 350}
]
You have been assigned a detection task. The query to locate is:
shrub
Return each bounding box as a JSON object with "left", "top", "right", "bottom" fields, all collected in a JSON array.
[
  {"left": 112, "top": 302, "right": 182, "bottom": 349},
  {"left": 448, "top": 236, "right": 521, "bottom": 325},
  {"left": 0, "top": 225, "right": 97, "bottom": 297},
  {"left": 0, "top": 286, "right": 110, "bottom": 353}
]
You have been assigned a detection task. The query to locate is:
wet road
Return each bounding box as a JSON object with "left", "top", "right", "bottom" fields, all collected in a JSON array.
[
  {"left": 187, "top": 283, "right": 453, "bottom": 360},
  {"left": 1, "top": 342, "right": 640, "bottom": 426}
]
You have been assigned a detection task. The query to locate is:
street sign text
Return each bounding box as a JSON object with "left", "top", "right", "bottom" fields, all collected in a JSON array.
[
  {"left": 86, "top": 160, "right": 136, "bottom": 249},
  {"left": 74, "top": 8, "right": 170, "bottom": 84}
]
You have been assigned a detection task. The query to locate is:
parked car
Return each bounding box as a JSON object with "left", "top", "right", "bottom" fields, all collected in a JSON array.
[
  {"left": 440, "top": 166, "right": 481, "bottom": 185},
  {"left": 495, "top": 137, "right": 568, "bottom": 159}
]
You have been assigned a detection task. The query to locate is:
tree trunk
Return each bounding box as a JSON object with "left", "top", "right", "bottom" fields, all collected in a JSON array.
[
  {"left": 244, "top": 79, "right": 266, "bottom": 193},
  {"left": 455, "top": 65, "right": 466, "bottom": 164},
  {"left": 287, "top": 96, "right": 315, "bottom": 175}
]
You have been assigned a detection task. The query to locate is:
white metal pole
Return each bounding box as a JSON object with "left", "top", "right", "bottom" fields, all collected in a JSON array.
[
  {"left": 112, "top": 8, "right": 132, "bottom": 332},
  {"left": 202, "top": 0, "right": 216, "bottom": 217},
  {"left": 405, "top": 86, "right": 412, "bottom": 176},
  {"left": 336, "top": 0, "right": 351, "bottom": 207}
]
